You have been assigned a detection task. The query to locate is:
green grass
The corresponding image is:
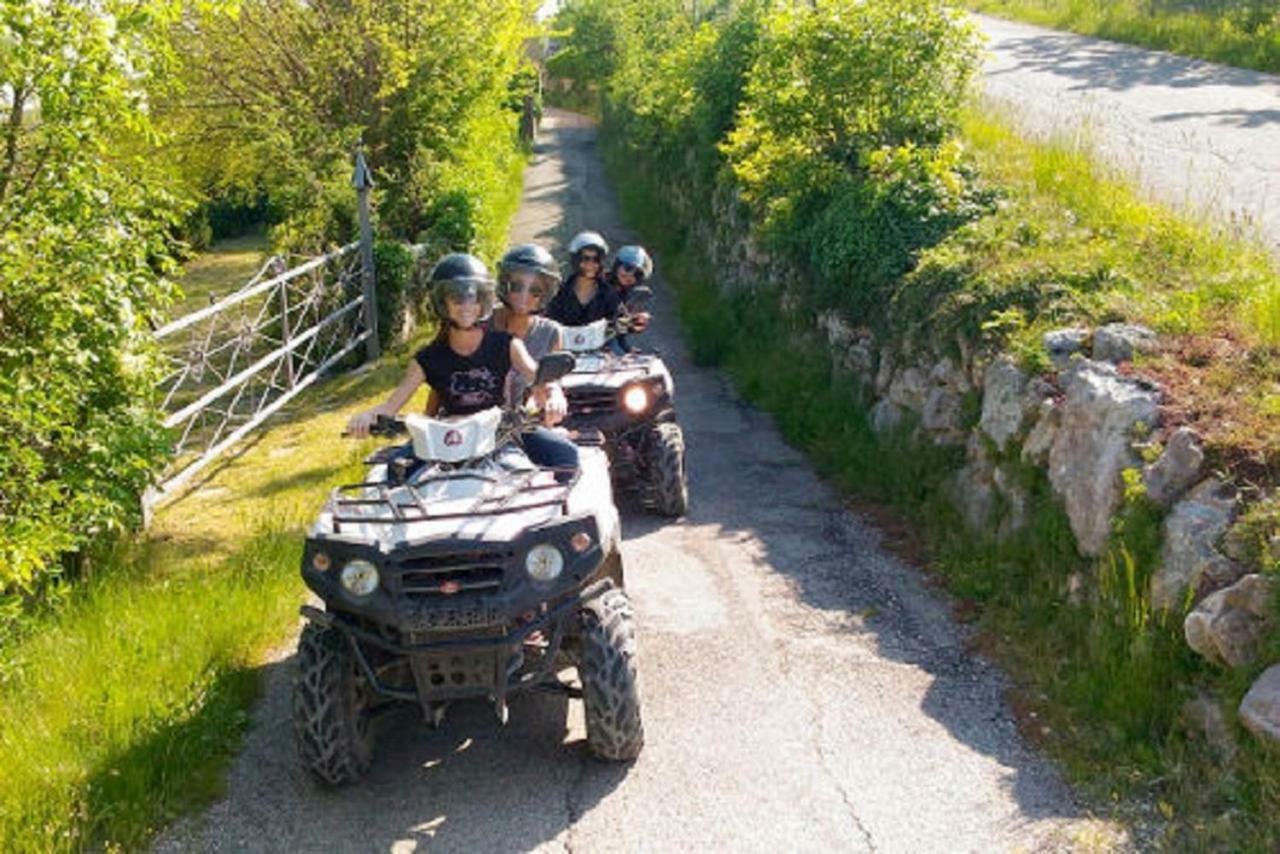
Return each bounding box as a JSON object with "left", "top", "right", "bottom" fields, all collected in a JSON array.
[
  {"left": 0, "top": 345, "right": 433, "bottom": 851},
  {"left": 605, "top": 122, "right": 1280, "bottom": 849},
  {"left": 171, "top": 230, "right": 272, "bottom": 319},
  {"left": 970, "top": 0, "right": 1280, "bottom": 73},
  {"left": 899, "top": 108, "right": 1280, "bottom": 473},
  {"left": 939, "top": 109, "right": 1280, "bottom": 349}
]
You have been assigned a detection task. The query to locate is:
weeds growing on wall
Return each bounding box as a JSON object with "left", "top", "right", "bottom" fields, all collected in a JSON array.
[{"left": 609, "top": 152, "right": 1279, "bottom": 847}]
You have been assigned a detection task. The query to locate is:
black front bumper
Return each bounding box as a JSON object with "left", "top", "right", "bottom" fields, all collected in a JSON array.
[{"left": 300, "top": 578, "right": 606, "bottom": 704}]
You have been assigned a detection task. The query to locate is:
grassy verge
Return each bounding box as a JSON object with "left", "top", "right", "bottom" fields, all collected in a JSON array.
[
  {"left": 934, "top": 109, "right": 1280, "bottom": 480},
  {"left": 172, "top": 230, "right": 272, "bottom": 319},
  {"left": 606, "top": 114, "right": 1280, "bottom": 848},
  {"left": 970, "top": 0, "right": 1280, "bottom": 74},
  {"left": 0, "top": 347, "right": 431, "bottom": 851}
]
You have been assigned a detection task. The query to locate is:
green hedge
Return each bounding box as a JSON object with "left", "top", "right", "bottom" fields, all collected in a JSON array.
[
  {"left": 556, "top": 0, "right": 989, "bottom": 333},
  {"left": 1, "top": 0, "right": 534, "bottom": 627}
]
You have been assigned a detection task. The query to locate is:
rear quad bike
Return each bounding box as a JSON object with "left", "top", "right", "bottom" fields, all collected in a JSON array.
[
  {"left": 559, "top": 287, "right": 689, "bottom": 517},
  {"left": 292, "top": 354, "right": 644, "bottom": 785}
]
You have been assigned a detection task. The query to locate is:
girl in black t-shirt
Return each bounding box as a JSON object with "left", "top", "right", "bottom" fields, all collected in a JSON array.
[{"left": 345, "top": 253, "right": 577, "bottom": 475}]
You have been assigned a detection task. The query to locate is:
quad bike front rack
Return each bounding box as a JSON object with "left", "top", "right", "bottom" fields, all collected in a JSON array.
[{"left": 327, "top": 464, "right": 582, "bottom": 532}]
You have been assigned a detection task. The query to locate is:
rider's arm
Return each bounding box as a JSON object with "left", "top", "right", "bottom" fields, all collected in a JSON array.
[
  {"left": 345, "top": 361, "right": 425, "bottom": 437},
  {"left": 424, "top": 388, "right": 440, "bottom": 416}
]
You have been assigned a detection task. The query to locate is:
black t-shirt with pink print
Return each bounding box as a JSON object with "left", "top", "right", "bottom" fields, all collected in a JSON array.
[{"left": 414, "top": 331, "right": 513, "bottom": 416}]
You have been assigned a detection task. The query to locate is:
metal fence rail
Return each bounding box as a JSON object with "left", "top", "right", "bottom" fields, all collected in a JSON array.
[
  {"left": 150, "top": 242, "right": 371, "bottom": 500},
  {"left": 145, "top": 152, "right": 382, "bottom": 508}
]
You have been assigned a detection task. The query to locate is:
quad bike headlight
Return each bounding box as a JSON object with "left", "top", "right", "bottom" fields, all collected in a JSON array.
[
  {"left": 340, "top": 559, "right": 380, "bottom": 597},
  {"left": 621, "top": 384, "right": 650, "bottom": 415},
  {"left": 525, "top": 543, "right": 564, "bottom": 583}
]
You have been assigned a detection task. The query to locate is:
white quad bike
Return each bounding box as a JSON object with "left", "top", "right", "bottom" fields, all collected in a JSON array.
[
  {"left": 292, "top": 354, "right": 643, "bottom": 785},
  {"left": 558, "top": 287, "right": 689, "bottom": 517}
]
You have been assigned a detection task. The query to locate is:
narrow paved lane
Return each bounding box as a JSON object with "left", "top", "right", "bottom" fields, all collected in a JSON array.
[
  {"left": 157, "top": 111, "right": 1115, "bottom": 853},
  {"left": 977, "top": 14, "right": 1280, "bottom": 254}
]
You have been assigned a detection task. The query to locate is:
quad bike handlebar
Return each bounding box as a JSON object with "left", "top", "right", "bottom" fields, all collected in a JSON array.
[{"left": 341, "top": 414, "right": 408, "bottom": 438}]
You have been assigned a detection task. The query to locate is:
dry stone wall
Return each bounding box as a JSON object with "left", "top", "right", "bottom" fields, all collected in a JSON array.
[{"left": 683, "top": 182, "right": 1279, "bottom": 745}]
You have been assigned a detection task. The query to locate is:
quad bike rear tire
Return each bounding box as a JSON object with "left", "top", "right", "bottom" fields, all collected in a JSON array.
[
  {"left": 578, "top": 587, "right": 644, "bottom": 761},
  {"left": 293, "top": 623, "right": 374, "bottom": 785},
  {"left": 647, "top": 422, "right": 688, "bottom": 518}
]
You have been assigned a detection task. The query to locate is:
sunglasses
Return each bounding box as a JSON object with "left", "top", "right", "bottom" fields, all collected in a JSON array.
[
  {"left": 507, "top": 280, "right": 547, "bottom": 297},
  {"left": 578, "top": 253, "right": 601, "bottom": 264},
  {"left": 616, "top": 262, "right": 639, "bottom": 275}
]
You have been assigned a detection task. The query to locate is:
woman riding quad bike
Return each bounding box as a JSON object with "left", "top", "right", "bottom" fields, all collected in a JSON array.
[
  {"left": 545, "top": 231, "right": 621, "bottom": 328},
  {"left": 347, "top": 252, "right": 578, "bottom": 476},
  {"left": 556, "top": 256, "right": 689, "bottom": 517},
  {"left": 606, "top": 244, "right": 654, "bottom": 352},
  {"left": 295, "top": 253, "right": 643, "bottom": 785}
]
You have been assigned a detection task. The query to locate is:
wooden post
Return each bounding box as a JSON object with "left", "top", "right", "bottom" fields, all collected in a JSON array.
[{"left": 353, "top": 148, "right": 379, "bottom": 361}]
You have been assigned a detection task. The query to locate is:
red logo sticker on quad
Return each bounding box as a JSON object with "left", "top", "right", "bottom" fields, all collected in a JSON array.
[
  {"left": 440, "top": 580, "right": 461, "bottom": 595},
  {"left": 443, "top": 429, "right": 463, "bottom": 447}
]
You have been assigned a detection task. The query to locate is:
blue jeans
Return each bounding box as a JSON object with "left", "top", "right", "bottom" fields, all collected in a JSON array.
[{"left": 521, "top": 427, "right": 580, "bottom": 482}]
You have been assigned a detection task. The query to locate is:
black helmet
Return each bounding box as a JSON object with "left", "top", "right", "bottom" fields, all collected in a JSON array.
[
  {"left": 612, "top": 245, "right": 654, "bottom": 281},
  {"left": 427, "top": 252, "right": 495, "bottom": 325},
  {"left": 567, "top": 230, "right": 609, "bottom": 266},
  {"left": 497, "top": 243, "right": 561, "bottom": 311}
]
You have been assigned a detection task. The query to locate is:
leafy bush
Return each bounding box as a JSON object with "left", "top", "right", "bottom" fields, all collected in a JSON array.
[
  {"left": 723, "top": 1, "right": 980, "bottom": 226},
  {"left": 0, "top": 0, "right": 185, "bottom": 622},
  {"left": 2, "top": 0, "right": 535, "bottom": 621},
  {"left": 372, "top": 241, "right": 417, "bottom": 349},
  {"left": 555, "top": 0, "right": 985, "bottom": 323},
  {"left": 159, "top": 0, "right": 533, "bottom": 254}
]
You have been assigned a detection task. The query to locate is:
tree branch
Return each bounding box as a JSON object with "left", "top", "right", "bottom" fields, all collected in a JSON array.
[{"left": 0, "top": 82, "right": 28, "bottom": 205}]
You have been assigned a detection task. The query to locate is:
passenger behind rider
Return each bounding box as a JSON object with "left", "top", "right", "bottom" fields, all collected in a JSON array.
[
  {"left": 607, "top": 244, "right": 654, "bottom": 352},
  {"left": 490, "top": 242, "right": 565, "bottom": 409},
  {"left": 345, "top": 253, "right": 579, "bottom": 478},
  {"left": 544, "top": 231, "right": 620, "bottom": 328}
]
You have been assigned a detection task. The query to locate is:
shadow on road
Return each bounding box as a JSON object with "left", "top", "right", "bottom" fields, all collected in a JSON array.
[{"left": 987, "top": 30, "right": 1277, "bottom": 94}]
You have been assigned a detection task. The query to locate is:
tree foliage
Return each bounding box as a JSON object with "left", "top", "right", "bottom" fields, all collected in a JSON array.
[
  {"left": 1, "top": 0, "right": 536, "bottom": 623},
  {"left": 552, "top": 0, "right": 987, "bottom": 321},
  {"left": 0, "top": 0, "right": 197, "bottom": 617},
  {"left": 158, "top": 0, "right": 533, "bottom": 254}
]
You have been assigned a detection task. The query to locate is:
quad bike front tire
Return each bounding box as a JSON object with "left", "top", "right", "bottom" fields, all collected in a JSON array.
[
  {"left": 578, "top": 587, "right": 644, "bottom": 761},
  {"left": 293, "top": 623, "right": 374, "bottom": 785},
  {"left": 647, "top": 422, "right": 688, "bottom": 518}
]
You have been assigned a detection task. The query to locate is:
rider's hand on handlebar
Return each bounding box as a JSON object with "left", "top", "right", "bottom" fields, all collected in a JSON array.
[
  {"left": 345, "top": 408, "right": 385, "bottom": 438},
  {"left": 533, "top": 383, "right": 568, "bottom": 427}
]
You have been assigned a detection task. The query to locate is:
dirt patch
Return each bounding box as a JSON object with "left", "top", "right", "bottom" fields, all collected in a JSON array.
[
  {"left": 845, "top": 496, "right": 933, "bottom": 568},
  {"left": 1131, "top": 334, "right": 1280, "bottom": 488}
]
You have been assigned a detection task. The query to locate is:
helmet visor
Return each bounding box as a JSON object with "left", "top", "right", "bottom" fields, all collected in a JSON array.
[
  {"left": 500, "top": 268, "right": 558, "bottom": 308},
  {"left": 435, "top": 277, "right": 495, "bottom": 322}
]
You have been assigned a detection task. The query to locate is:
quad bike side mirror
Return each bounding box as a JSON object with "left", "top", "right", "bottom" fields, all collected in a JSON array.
[
  {"left": 624, "top": 285, "right": 653, "bottom": 311},
  {"left": 534, "top": 352, "right": 576, "bottom": 384}
]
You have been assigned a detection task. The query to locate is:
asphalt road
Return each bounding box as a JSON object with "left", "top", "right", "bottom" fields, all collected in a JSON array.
[
  {"left": 155, "top": 111, "right": 1117, "bottom": 853},
  {"left": 976, "top": 14, "right": 1280, "bottom": 255}
]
